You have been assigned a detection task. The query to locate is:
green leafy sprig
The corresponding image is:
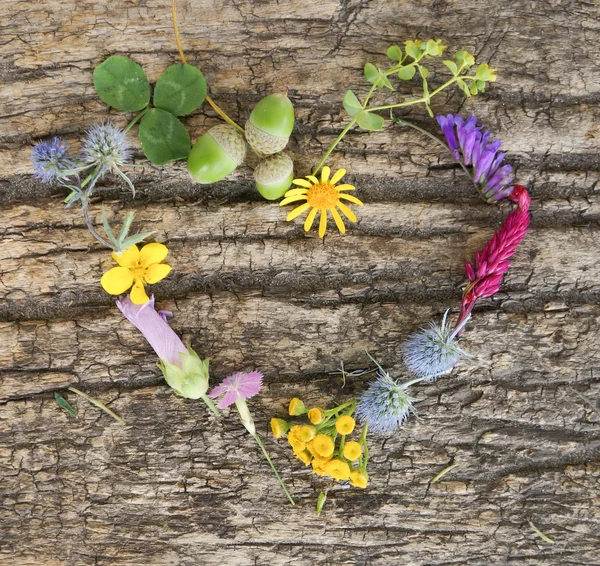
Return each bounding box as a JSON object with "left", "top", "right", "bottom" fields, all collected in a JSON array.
[{"left": 314, "top": 39, "right": 497, "bottom": 174}]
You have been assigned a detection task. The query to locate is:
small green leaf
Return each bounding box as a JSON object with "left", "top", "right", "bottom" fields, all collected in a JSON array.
[
  {"left": 397, "top": 65, "right": 416, "bottom": 80},
  {"left": 153, "top": 64, "right": 207, "bottom": 116},
  {"left": 419, "top": 66, "right": 430, "bottom": 79},
  {"left": 54, "top": 393, "right": 77, "bottom": 417},
  {"left": 139, "top": 108, "right": 191, "bottom": 165},
  {"left": 380, "top": 71, "right": 394, "bottom": 90},
  {"left": 364, "top": 62, "right": 379, "bottom": 84},
  {"left": 443, "top": 60, "right": 458, "bottom": 75},
  {"left": 425, "top": 39, "right": 439, "bottom": 55},
  {"left": 455, "top": 50, "right": 475, "bottom": 66},
  {"left": 93, "top": 55, "right": 150, "bottom": 112},
  {"left": 469, "top": 81, "right": 479, "bottom": 95},
  {"left": 386, "top": 45, "right": 402, "bottom": 61},
  {"left": 475, "top": 63, "right": 491, "bottom": 81},
  {"left": 406, "top": 42, "right": 421, "bottom": 59},
  {"left": 476, "top": 80, "right": 486, "bottom": 91},
  {"left": 343, "top": 90, "right": 363, "bottom": 116},
  {"left": 457, "top": 78, "right": 471, "bottom": 97},
  {"left": 356, "top": 110, "right": 384, "bottom": 131}
]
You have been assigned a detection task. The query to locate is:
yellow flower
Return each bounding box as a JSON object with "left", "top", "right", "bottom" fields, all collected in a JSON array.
[
  {"left": 288, "top": 397, "right": 307, "bottom": 416},
  {"left": 270, "top": 418, "right": 290, "bottom": 438},
  {"left": 324, "top": 459, "right": 351, "bottom": 481},
  {"left": 310, "top": 434, "right": 335, "bottom": 459},
  {"left": 335, "top": 415, "right": 355, "bottom": 435},
  {"left": 349, "top": 470, "right": 368, "bottom": 489},
  {"left": 101, "top": 243, "right": 171, "bottom": 304},
  {"left": 280, "top": 166, "right": 364, "bottom": 238},
  {"left": 311, "top": 454, "right": 332, "bottom": 468},
  {"left": 295, "top": 425, "right": 316, "bottom": 443},
  {"left": 343, "top": 441, "right": 362, "bottom": 461},
  {"left": 287, "top": 426, "right": 306, "bottom": 452},
  {"left": 295, "top": 450, "right": 312, "bottom": 466},
  {"left": 307, "top": 407, "right": 324, "bottom": 425}
]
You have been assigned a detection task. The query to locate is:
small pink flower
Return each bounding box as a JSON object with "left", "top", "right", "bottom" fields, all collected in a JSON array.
[{"left": 208, "top": 371, "right": 263, "bottom": 409}]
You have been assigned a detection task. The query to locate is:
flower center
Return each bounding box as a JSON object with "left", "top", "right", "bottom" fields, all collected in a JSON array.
[
  {"left": 306, "top": 182, "right": 339, "bottom": 209},
  {"left": 131, "top": 264, "right": 147, "bottom": 280}
]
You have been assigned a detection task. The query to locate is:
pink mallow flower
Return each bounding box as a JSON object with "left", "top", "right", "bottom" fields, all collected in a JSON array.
[{"left": 116, "top": 296, "right": 218, "bottom": 414}]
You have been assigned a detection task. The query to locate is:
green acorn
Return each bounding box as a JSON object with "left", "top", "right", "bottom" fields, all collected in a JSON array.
[
  {"left": 188, "top": 124, "right": 247, "bottom": 184},
  {"left": 254, "top": 153, "right": 294, "bottom": 200},
  {"left": 245, "top": 93, "right": 295, "bottom": 156}
]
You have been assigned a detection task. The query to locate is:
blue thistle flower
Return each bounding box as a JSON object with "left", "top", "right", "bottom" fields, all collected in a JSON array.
[
  {"left": 402, "top": 311, "right": 471, "bottom": 381},
  {"left": 31, "top": 137, "right": 75, "bottom": 184},
  {"left": 356, "top": 354, "right": 419, "bottom": 436},
  {"left": 81, "top": 121, "right": 132, "bottom": 177},
  {"left": 436, "top": 114, "right": 514, "bottom": 203}
]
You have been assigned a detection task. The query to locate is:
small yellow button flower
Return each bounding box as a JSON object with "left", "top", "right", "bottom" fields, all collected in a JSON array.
[
  {"left": 101, "top": 243, "right": 171, "bottom": 304},
  {"left": 288, "top": 397, "right": 307, "bottom": 416},
  {"left": 307, "top": 407, "right": 324, "bottom": 425},
  {"left": 343, "top": 440, "right": 362, "bottom": 461},
  {"left": 295, "top": 425, "right": 316, "bottom": 443},
  {"left": 311, "top": 434, "right": 335, "bottom": 459},
  {"left": 324, "top": 459, "right": 351, "bottom": 481},
  {"left": 295, "top": 450, "right": 312, "bottom": 466},
  {"left": 335, "top": 415, "right": 355, "bottom": 435},
  {"left": 270, "top": 418, "right": 290, "bottom": 439},
  {"left": 349, "top": 470, "right": 368, "bottom": 489}
]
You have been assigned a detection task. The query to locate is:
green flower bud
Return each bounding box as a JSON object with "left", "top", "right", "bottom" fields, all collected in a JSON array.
[
  {"left": 254, "top": 153, "right": 294, "bottom": 200},
  {"left": 245, "top": 93, "right": 294, "bottom": 156},
  {"left": 158, "top": 348, "right": 210, "bottom": 400},
  {"left": 188, "top": 124, "right": 247, "bottom": 184}
]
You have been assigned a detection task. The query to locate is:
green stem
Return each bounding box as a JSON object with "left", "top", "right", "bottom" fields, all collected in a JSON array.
[
  {"left": 253, "top": 433, "right": 295, "bottom": 505},
  {"left": 125, "top": 107, "right": 150, "bottom": 133},
  {"left": 68, "top": 387, "right": 126, "bottom": 424},
  {"left": 362, "top": 82, "right": 378, "bottom": 109},
  {"left": 81, "top": 173, "right": 113, "bottom": 249},
  {"left": 359, "top": 423, "right": 369, "bottom": 471},
  {"left": 312, "top": 117, "right": 357, "bottom": 175},
  {"left": 200, "top": 393, "right": 221, "bottom": 417}
]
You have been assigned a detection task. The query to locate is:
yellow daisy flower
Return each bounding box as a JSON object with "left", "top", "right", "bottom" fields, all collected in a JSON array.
[
  {"left": 280, "top": 166, "right": 364, "bottom": 238},
  {"left": 101, "top": 243, "right": 171, "bottom": 304}
]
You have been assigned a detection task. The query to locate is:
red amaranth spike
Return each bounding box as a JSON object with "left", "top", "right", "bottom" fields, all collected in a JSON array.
[{"left": 456, "top": 185, "right": 530, "bottom": 331}]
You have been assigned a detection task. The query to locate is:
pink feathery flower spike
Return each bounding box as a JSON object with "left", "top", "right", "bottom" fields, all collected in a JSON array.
[
  {"left": 457, "top": 184, "right": 531, "bottom": 330},
  {"left": 208, "top": 371, "right": 263, "bottom": 409}
]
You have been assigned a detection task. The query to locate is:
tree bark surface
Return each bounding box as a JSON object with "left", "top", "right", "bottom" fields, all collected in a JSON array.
[{"left": 1, "top": 1, "right": 599, "bottom": 564}]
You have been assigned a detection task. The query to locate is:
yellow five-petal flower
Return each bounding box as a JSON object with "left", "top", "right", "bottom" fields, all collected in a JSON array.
[{"left": 101, "top": 243, "right": 171, "bottom": 304}]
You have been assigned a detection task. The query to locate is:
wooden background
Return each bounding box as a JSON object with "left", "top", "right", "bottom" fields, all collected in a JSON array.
[{"left": 1, "top": 0, "right": 600, "bottom": 564}]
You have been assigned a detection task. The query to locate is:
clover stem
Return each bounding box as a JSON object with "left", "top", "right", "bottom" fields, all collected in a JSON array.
[
  {"left": 171, "top": 0, "right": 245, "bottom": 135},
  {"left": 124, "top": 107, "right": 149, "bottom": 132}
]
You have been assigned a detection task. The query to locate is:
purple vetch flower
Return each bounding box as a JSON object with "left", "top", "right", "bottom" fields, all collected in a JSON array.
[
  {"left": 31, "top": 137, "right": 75, "bottom": 184},
  {"left": 116, "top": 295, "right": 215, "bottom": 409},
  {"left": 436, "top": 114, "right": 514, "bottom": 202},
  {"left": 209, "top": 371, "right": 263, "bottom": 410}
]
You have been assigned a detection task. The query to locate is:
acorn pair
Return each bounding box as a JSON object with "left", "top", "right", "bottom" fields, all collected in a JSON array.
[{"left": 187, "top": 93, "right": 295, "bottom": 199}]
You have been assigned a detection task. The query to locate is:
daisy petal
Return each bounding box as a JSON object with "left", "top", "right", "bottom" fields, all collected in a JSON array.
[
  {"left": 140, "top": 242, "right": 168, "bottom": 268},
  {"left": 283, "top": 188, "right": 308, "bottom": 197},
  {"left": 292, "top": 178, "right": 314, "bottom": 188},
  {"left": 321, "top": 166, "right": 331, "bottom": 184},
  {"left": 336, "top": 184, "right": 356, "bottom": 191},
  {"left": 306, "top": 175, "right": 319, "bottom": 184},
  {"left": 130, "top": 280, "right": 150, "bottom": 305},
  {"left": 330, "top": 207, "right": 346, "bottom": 234},
  {"left": 330, "top": 168, "right": 346, "bottom": 185},
  {"left": 339, "top": 193, "right": 364, "bottom": 206},
  {"left": 318, "top": 209, "right": 327, "bottom": 238},
  {"left": 280, "top": 195, "right": 308, "bottom": 206},
  {"left": 144, "top": 263, "right": 172, "bottom": 284},
  {"left": 287, "top": 202, "right": 311, "bottom": 221},
  {"left": 337, "top": 202, "right": 357, "bottom": 223},
  {"left": 112, "top": 245, "right": 140, "bottom": 268},
  {"left": 304, "top": 207, "right": 318, "bottom": 232},
  {"left": 101, "top": 266, "right": 134, "bottom": 295}
]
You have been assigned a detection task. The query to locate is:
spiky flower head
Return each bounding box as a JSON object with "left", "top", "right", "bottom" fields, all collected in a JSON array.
[
  {"left": 81, "top": 121, "right": 132, "bottom": 176},
  {"left": 402, "top": 311, "right": 470, "bottom": 381},
  {"left": 31, "top": 137, "right": 75, "bottom": 184},
  {"left": 356, "top": 358, "right": 418, "bottom": 436}
]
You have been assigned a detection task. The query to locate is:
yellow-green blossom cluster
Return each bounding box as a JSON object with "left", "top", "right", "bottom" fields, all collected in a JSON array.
[{"left": 271, "top": 397, "right": 369, "bottom": 489}]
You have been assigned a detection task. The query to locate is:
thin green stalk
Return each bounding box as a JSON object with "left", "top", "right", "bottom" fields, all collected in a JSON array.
[
  {"left": 312, "top": 117, "right": 357, "bottom": 175},
  {"left": 359, "top": 423, "right": 369, "bottom": 471},
  {"left": 68, "top": 387, "right": 126, "bottom": 424},
  {"left": 199, "top": 393, "right": 221, "bottom": 417},
  {"left": 253, "top": 433, "right": 295, "bottom": 505},
  {"left": 124, "top": 107, "right": 149, "bottom": 132}
]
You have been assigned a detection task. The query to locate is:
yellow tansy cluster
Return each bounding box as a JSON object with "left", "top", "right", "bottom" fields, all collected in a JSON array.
[{"left": 270, "top": 397, "right": 369, "bottom": 489}]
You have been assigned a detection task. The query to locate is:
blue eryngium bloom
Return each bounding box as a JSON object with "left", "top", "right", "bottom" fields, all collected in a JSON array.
[
  {"left": 82, "top": 121, "right": 132, "bottom": 177},
  {"left": 31, "top": 137, "right": 75, "bottom": 184},
  {"left": 402, "top": 311, "right": 471, "bottom": 381},
  {"left": 356, "top": 356, "right": 419, "bottom": 435},
  {"left": 436, "top": 114, "right": 514, "bottom": 202}
]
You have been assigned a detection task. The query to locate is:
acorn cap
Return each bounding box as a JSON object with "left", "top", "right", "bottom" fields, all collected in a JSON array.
[
  {"left": 209, "top": 124, "right": 247, "bottom": 165},
  {"left": 254, "top": 153, "right": 294, "bottom": 200}
]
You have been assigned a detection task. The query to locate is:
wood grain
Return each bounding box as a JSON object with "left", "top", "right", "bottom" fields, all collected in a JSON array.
[{"left": 1, "top": 0, "right": 599, "bottom": 564}]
